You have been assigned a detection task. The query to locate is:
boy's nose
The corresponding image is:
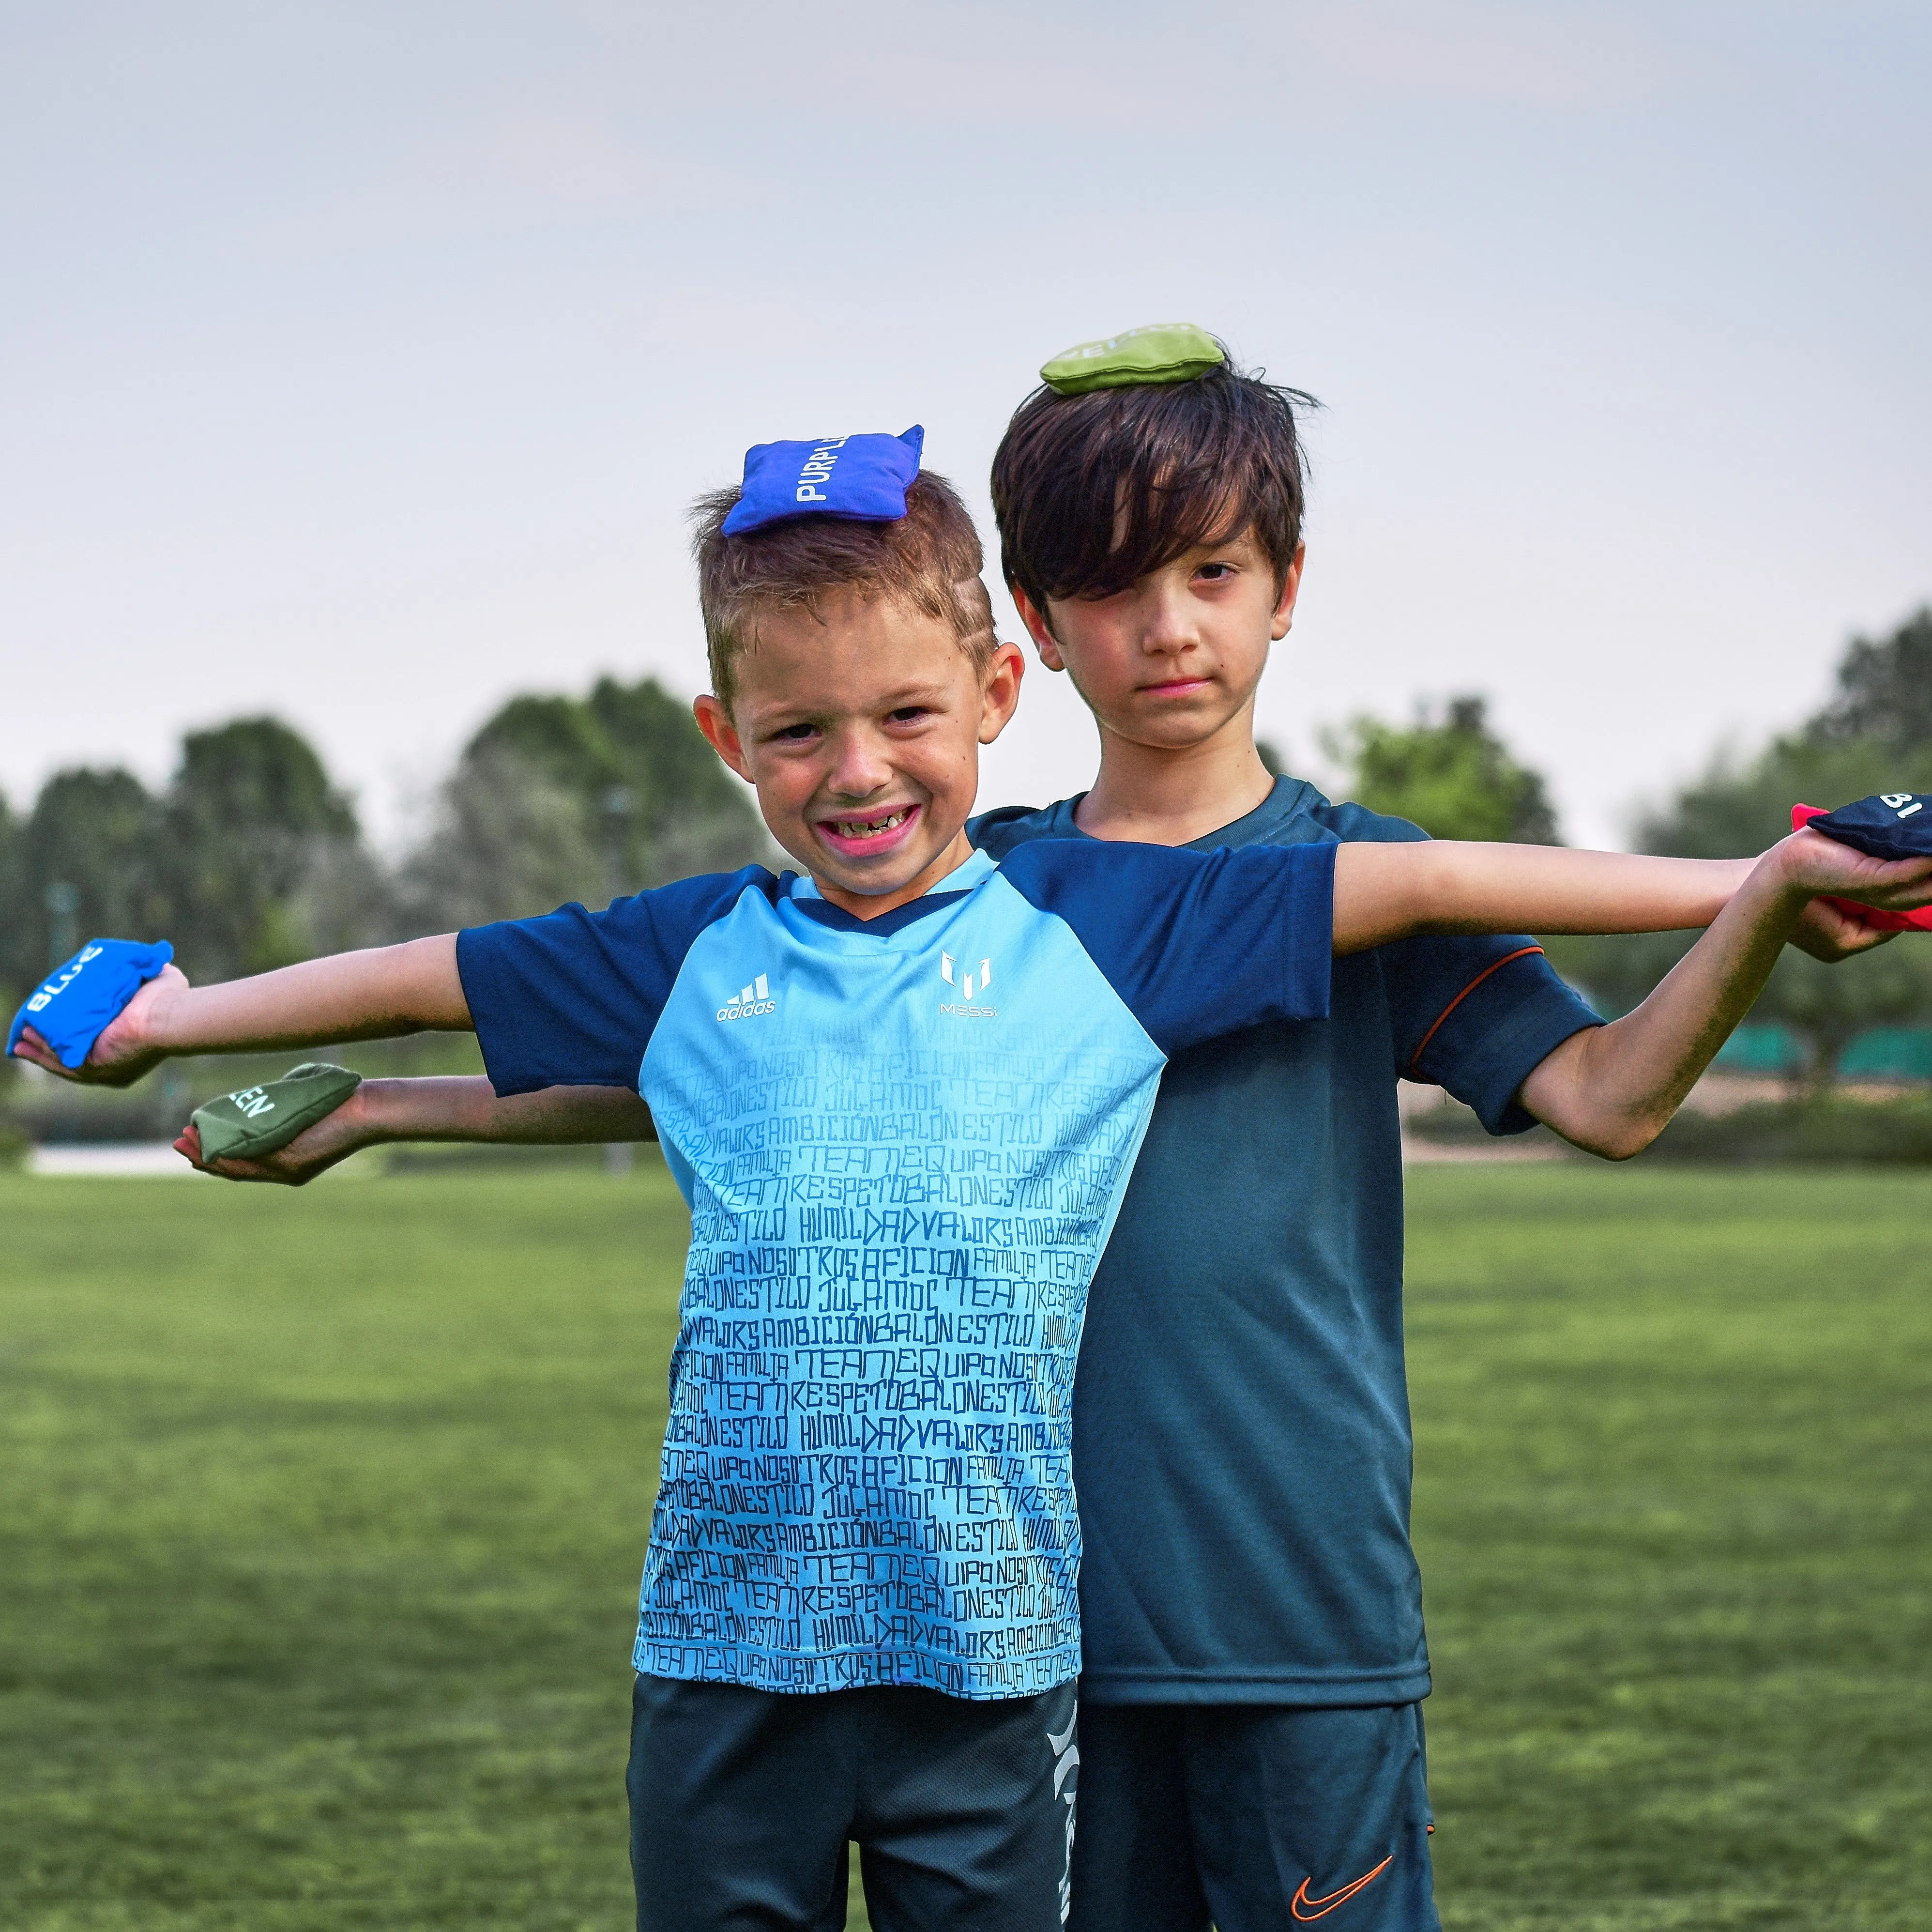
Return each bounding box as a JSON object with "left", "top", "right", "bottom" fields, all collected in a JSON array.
[
  {"left": 1140, "top": 583, "right": 1200, "bottom": 655},
  {"left": 822, "top": 730, "right": 895, "bottom": 799}
]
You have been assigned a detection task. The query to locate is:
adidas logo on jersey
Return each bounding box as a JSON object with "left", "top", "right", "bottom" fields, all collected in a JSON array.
[
  {"left": 716, "top": 973, "right": 776, "bottom": 1022},
  {"left": 939, "top": 950, "right": 996, "bottom": 1017}
]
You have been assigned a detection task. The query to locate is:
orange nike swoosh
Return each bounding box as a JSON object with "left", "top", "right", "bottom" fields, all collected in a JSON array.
[{"left": 1290, "top": 1855, "right": 1394, "bottom": 1920}]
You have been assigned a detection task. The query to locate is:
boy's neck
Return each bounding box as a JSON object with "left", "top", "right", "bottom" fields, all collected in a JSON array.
[{"left": 1074, "top": 719, "right": 1278, "bottom": 847}]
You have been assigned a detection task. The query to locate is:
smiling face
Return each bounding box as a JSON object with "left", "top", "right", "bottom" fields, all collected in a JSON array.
[
  {"left": 693, "top": 587, "right": 1024, "bottom": 920},
  {"left": 1015, "top": 528, "right": 1302, "bottom": 760}
]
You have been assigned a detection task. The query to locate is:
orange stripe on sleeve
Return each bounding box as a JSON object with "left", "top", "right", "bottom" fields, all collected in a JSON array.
[{"left": 1405, "top": 945, "right": 1545, "bottom": 1080}]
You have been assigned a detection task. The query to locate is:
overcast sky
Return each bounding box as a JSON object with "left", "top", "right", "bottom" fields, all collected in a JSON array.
[{"left": 3, "top": 0, "right": 1927, "bottom": 850}]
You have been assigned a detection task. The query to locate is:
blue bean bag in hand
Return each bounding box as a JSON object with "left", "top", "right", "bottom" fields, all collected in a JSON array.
[
  {"left": 6, "top": 939, "right": 174, "bottom": 1069},
  {"left": 1800, "top": 792, "right": 1932, "bottom": 862},
  {"left": 1793, "top": 797, "right": 1932, "bottom": 932}
]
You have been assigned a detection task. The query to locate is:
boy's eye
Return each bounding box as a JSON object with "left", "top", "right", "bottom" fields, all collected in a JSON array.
[
  {"left": 1196, "top": 562, "right": 1237, "bottom": 583},
  {"left": 886, "top": 706, "right": 930, "bottom": 725},
  {"left": 768, "top": 722, "right": 819, "bottom": 743}
]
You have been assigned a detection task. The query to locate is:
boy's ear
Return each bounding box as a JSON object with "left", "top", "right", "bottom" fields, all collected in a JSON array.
[
  {"left": 692, "top": 695, "right": 754, "bottom": 783},
  {"left": 1271, "top": 542, "right": 1307, "bottom": 642},
  {"left": 1010, "top": 587, "right": 1068, "bottom": 674},
  {"left": 977, "top": 643, "right": 1026, "bottom": 746}
]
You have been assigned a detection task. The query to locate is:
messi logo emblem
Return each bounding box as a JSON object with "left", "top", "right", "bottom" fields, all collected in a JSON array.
[
  {"left": 939, "top": 951, "right": 996, "bottom": 1015},
  {"left": 940, "top": 951, "right": 990, "bottom": 1000}
]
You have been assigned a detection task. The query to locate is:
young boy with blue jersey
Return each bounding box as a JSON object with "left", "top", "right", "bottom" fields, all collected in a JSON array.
[{"left": 22, "top": 419, "right": 1929, "bottom": 1932}]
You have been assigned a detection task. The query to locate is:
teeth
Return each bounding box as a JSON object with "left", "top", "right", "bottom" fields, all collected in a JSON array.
[{"left": 830, "top": 809, "right": 909, "bottom": 839}]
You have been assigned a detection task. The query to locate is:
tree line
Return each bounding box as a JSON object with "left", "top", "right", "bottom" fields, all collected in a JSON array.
[
  {"left": 0, "top": 675, "right": 773, "bottom": 1003},
  {"left": 3, "top": 612, "right": 1927, "bottom": 1090}
]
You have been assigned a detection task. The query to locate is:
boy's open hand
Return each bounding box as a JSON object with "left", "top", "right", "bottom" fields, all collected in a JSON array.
[
  {"left": 1776, "top": 826, "right": 1932, "bottom": 922},
  {"left": 9, "top": 963, "right": 188, "bottom": 1087},
  {"left": 1789, "top": 895, "right": 1902, "bottom": 961}
]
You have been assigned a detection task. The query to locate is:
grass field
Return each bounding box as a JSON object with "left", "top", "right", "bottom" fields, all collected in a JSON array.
[{"left": 2, "top": 1160, "right": 1929, "bottom": 1930}]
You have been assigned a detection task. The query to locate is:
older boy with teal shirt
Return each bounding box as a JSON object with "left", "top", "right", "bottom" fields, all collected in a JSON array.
[
  {"left": 970, "top": 325, "right": 1902, "bottom": 1931},
  {"left": 31, "top": 398, "right": 1923, "bottom": 1932}
]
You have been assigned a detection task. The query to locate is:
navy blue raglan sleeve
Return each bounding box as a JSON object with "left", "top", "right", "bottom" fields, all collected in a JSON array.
[
  {"left": 1383, "top": 935, "right": 1602, "bottom": 1133},
  {"left": 455, "top": 867, "right": 775, "bottom": 1096},
  {"left": 966, "top": 803, "right": 1049, "bottom": 857},
  {"left": 998, "top": 839, "right": 1334, "bottom": 1055}
]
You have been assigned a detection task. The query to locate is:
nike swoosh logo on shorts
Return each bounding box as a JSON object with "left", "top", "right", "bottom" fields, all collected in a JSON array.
[{"left": 1290, "top": 1855, "right": 1393, "bottom": 1920}]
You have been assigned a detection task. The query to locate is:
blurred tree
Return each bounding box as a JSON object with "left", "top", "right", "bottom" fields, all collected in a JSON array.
[
  {"left": 1545, "top": 642, "right": 1932, "bottom": 1089},
  {"left": 469, "top": 675, "right": 768, "bottom": 890},
  {"left": 0, "top": 790, "right": 22, "bottom": 962},
  {"left": 162, "top": 717, "right": 369, "bottom": 981},
  {"left": 394, "top": 745, "right": 606, "bottom": 933},
  {"left": 1325, "top": 695, "right": 1561, "bottom": 843},
  {"left": 9, "top": 768, "right": 173, "bottom": 986},
  {"left": 406, "top": 675, "right": 771, "bottom": 931},
  {"left": 0, "top": 793, "right": 24, "bottom": 1100},
  {"left": 1807, "top": 606, "right": 1932, "bottom": 751},
  {"left": 0, "top": 677, "right": 769, "bottom": 1085}
]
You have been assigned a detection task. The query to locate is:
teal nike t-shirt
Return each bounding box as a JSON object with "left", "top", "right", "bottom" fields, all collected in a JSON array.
[
  {"left": 457, "top": 838, "right": 1335, "bottom": 1699},
  {"left": 971, "top": 780, "right": 1602, "bottom": 1706}
]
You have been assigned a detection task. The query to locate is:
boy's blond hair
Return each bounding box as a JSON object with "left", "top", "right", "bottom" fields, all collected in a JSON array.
[{"left": 691, "top": 471, "right": 998, "bottom": 711}]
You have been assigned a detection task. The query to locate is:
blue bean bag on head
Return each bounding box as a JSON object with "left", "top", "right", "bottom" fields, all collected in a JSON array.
[
  {"left": 722, "top": 427, "right": 924, "bottom": 535},
  {"left": 7, "top": 939, "right": 174, "bottom": 1069}
]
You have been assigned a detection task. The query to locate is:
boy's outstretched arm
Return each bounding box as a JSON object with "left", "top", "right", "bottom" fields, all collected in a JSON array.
[
  {"left": 177, "top": 1077, "right": 654, "bottom": 1186},
  {"left": 9, "top": 936, "right": 468, "bottom": 1088},
  {"left": 1330, "top": 844, "right": 1769, "bottom": 951},
  {"left": 1509, "top": 831, "right": 1932, "bottom": 1158},
  {"left": 1331, "top": 839, "right": 1932, "bottom": 952}
]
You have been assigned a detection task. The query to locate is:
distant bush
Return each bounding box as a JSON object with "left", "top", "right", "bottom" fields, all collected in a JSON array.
[{"left": 1644, "top": 1098, "right": 1932, "bottom": 1166}]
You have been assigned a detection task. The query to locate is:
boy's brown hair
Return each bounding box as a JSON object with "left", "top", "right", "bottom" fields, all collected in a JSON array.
[
  {"left": 990, "top": 351, "right": 1317, "bottom": 622},
  {"left": 691, "top": 471, "right": 998, "bottom": 711}
]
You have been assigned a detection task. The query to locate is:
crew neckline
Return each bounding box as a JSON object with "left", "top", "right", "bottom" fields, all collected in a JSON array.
[
  {"left": 785, "top": 845, "right": 997, "bottom": 935},
  {"left": 1049, "top": 777, "right": 1326, "bottom": 852},
  {"left": 789, "top": 845, "right": 997, "bottom": 902}
]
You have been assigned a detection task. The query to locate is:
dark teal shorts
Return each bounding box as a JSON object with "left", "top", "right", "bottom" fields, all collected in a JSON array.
[
  {"left": 1068, "top": 1699, "right": 1439, "bottom": 1931},
  {"left": 627, "top": 1671, "right": 1079, "bottom": 1931}
]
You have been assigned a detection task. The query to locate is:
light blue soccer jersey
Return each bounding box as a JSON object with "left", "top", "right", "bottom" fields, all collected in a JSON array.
[{"left": 457, "top": 838, "right": 1335, "bottom": 1699}]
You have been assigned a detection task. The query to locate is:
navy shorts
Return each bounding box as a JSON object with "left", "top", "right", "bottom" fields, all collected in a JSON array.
[
  {"left": 627, "top": 1672, "right": 1079, "bottom": 1932},
  {"left": 1068, "top": 1700, "right": 1439, "bottom": 1932}
]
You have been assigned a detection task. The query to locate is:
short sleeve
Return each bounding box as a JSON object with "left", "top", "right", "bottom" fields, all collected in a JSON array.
[
  {"left": 999, "top": 839, "right": 1334, "bottom": 1055},
  {"left": 967, "top": 802, "right": 1052, "bottom": 856},
  {"left": 1383, "top": 934, "right": 1601, "bottom": 1134},
  {"left": 456, "top": 868, "right": 775, "bottom": 1096}
]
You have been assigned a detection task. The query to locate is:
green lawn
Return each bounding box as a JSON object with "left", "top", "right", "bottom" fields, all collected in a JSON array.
[
  {"left": 1410, "top": 1167, "right": 1932, "bottom": 1931},
  {"left": 2, "top": 1161, "right": 1929, "bottom": 1930}
]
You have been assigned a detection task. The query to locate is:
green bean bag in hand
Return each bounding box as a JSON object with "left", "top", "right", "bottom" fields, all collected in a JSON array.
[{"left": 191, "top": 1062, "right": 362, "bottom": 1163}]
